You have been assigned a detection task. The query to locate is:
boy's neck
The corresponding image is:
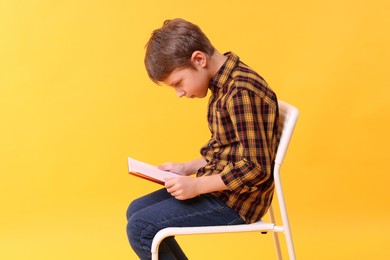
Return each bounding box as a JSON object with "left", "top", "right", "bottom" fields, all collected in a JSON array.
[{"left": 208, "top": 51, "right": 228, "bottom": 78}]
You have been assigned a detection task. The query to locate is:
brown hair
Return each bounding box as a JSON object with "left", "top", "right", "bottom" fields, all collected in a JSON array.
[{"left": 144, "top": 18, "right": 215, "bottom": 84}]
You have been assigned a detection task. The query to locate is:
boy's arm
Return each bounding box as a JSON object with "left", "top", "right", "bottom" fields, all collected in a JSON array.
[
  {"left": 162, "top": 158, "right": 226, "bottom": 200},
  {"left": 218, "top": 89, "right": 278, "bottom": 194}
]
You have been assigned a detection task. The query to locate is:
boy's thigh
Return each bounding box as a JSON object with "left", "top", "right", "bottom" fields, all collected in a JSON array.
[
  {"left": 127, "top": 188, "right": 172, "bottom": 220},
  {"left": 133, "top": 193, "right": 244, "bottom": 228}
]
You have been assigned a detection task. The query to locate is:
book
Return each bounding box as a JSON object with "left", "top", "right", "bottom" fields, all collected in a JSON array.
[{"left": 128, "top": 157, "right": 179, "bottom": 185}]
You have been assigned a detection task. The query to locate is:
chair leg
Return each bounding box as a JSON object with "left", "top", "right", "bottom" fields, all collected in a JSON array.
[
  {"left": 274, "top": 176, "right": 296, "bottom": 260},
  {"left": 269, "top": 205, "right": 283, "bottom": 260},
  {"left": 284, "top": 226, "right": 296, "bottom": 260},
  {"left": 151, "top": 238, "right": 161, "bottom": 260}
]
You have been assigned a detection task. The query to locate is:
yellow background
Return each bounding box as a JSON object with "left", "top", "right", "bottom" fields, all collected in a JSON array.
[{"left": 1, "top": 0, "right": 389, "bottom": 259}]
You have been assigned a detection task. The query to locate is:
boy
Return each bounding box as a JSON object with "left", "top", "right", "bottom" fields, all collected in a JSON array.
[{"left": 126, "top": 18, "right": 279, "bottom": 260}]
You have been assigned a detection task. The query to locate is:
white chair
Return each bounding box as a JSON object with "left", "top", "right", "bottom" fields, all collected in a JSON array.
[{"left": 151, "top": 100, "right": 299, "bottom": 260}]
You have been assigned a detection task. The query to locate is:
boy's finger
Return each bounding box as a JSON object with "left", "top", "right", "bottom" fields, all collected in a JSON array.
[
  {"left": 164, "top": 177, "right": 174, "bottom": 187},
  {"left": 158, "top": 162, "right": 174, "bottom": 171}
]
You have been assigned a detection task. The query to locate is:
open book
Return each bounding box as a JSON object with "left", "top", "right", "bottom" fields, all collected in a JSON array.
[{"left": 128, "top": 157, "right": 179, "bottom": 185}]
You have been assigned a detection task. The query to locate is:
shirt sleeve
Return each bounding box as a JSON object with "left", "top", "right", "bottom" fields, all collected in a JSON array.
[{"left": 219, "top": 89, "right": 278, "bottom": 194}]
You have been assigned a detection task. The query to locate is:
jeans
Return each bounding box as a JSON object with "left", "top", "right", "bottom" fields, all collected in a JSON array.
[{"left": 126, "top": 188, "right": 245, "bottom": 260}]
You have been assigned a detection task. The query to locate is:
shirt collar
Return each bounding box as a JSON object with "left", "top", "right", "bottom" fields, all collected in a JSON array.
[{"left": 209, "top": 52, "right": 240, "bottom": 91}]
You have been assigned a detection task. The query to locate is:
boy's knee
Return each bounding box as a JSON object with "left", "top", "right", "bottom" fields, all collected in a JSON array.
[
  {"left": 126, "top": 213, "right": 155, "bottom": 259},
  {"left": 126, "top": 211, "right": 156, "bottom": 244},
  {"left": 126, "top": 211, "right": 143, "bottom": 242},
  {"left": 126, "top": 198, "right": 143, "bottom": 221},
  {"left": 126, "top": 201, "right": 135, "bottom": 221}
]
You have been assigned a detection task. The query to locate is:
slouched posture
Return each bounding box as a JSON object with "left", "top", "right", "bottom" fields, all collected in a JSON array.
[{"left": 127, "top": 18, "right": 278, "bottom": 260}]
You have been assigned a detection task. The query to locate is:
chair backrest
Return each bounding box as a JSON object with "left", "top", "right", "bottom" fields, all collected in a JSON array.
[{"left": 275, "top": 100, "right": 299, "bottom": 166}]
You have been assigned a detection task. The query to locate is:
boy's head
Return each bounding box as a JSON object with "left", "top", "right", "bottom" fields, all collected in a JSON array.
[{"left": 144, "top": 18, "right": 215, "bottom": 84}]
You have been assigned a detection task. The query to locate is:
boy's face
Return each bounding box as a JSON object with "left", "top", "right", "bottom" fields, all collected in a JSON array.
[
  {"left": 162, "top": 66, "right": 210, "bottom": 98},
  {"left": 162, "top": 51, "right": 211, "bottom": 99}
]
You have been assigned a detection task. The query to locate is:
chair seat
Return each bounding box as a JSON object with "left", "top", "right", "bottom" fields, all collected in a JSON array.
[{"left": 151, "top": 221, "right": 276, "bottom": 254}]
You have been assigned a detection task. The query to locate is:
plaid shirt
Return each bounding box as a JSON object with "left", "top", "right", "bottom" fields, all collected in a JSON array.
[{"left": 197, "top": 52, "right": 279, "bottom": 224}]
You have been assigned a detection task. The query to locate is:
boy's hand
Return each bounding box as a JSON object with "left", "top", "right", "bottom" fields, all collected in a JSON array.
[
  {"left": 158, "top": 162, "right": 190, "bottom": 176},
  {"left": 158, "top": 158, "right": 207, "bottom": 176},
  {"left": 165, "top": 176, "right": 200, "bottom": 200}
]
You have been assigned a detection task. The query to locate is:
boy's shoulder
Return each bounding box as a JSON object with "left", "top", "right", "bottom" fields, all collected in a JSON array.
[
  {"left": 232, "top": 62, "right": 268, "bottom": 87},
  {"left": 229, "top": 62, "right": 276, "bottom": 101}
]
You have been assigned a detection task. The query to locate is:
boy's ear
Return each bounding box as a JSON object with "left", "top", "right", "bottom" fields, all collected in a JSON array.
[{"left": 191, "top": 51, "right": 207, "bottom": 68}]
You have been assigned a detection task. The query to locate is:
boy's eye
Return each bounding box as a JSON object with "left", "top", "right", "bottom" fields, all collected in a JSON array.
[{"left": 175, "top": 81, "right": 181, "bottom": 87}]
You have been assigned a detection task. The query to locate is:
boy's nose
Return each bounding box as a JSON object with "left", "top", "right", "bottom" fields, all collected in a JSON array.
[{"left": 176, "top": 90, "right": 185, "bottom": 98}]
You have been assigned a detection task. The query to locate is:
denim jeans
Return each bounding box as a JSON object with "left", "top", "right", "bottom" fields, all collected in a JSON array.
[{"left": 126, "top": 188, "right": 245, "bottom": 260}]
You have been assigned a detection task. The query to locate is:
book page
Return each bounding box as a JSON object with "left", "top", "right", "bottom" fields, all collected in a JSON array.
[{"left": 128, "top": 157, "right": 179, "bottom": 184}]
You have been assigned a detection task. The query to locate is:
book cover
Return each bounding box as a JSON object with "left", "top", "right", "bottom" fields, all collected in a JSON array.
[{"left": 128, "top": 157, "right": 179, "bottom": 185}]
